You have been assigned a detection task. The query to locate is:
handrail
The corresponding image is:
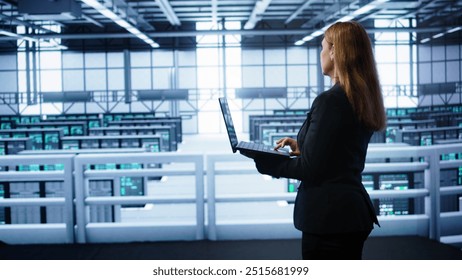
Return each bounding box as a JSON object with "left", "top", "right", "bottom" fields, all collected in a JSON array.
[
  {"left": 206, "top": 143, "right": 462, "bottom": 242},
  {"left": 205, "top": 152, "right": 436, "bottom": 241},
  {"left": 73, "top": 152, "right": 204, "bottom": 243},
  {"left": 85, "top": 195, "right": 197, "bottom": 205},
  {"left": 368, "top": 189, "right": 429, "bottom": 199},
  {"left": 440, "top": 186, "right": 462, "bottom": 196},
  {"left": 0, "top": 154, "right": 74, "bottom": 244},
  {"left": 0, "top": 197, "right": 65, "bottom": 206},
  {"left": 0, "top": 143, "right": 461, "bottom": 244}
]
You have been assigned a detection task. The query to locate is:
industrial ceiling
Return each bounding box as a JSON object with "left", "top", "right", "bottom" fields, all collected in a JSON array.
[{"left": 0, "top": 0, "right": 461, "bottom": 50}]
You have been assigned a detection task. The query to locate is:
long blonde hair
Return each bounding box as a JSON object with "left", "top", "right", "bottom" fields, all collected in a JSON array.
[{"left": 324, "top": 21, "right": 386, "bottom": 131}]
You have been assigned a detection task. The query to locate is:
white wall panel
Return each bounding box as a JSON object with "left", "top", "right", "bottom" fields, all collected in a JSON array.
[
  {"left": 131, "top": 68, "right": 152, "bottom": 90},
  {"left": 63, "top": 70, "right": 84, "bottom": 91},
  {"left": 0, "top": 71, "right": 18, "bottom": 92},
  {"left": 107, "top": 69, "right": 124, "bottom": 90},
  {"left": 264, "top": 66, "right": 286, "bottom": 87},
  {"left": 242, "top": 66, "right": 263, "bottom": 87},
  {"left": 85, "top": 69, "right": 107, "bottom": 90}
]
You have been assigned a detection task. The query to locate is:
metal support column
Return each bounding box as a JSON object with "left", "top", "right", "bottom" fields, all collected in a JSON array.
[{"left": 123, "top": 49, "right": 131, "bottom": 104}]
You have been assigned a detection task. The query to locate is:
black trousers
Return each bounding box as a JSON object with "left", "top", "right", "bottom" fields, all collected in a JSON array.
[{"left": 301, "top": 230, "right": 371, "bottom": 260}]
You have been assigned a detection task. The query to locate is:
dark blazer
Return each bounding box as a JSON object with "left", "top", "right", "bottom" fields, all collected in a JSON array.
[{"left": 254, "top": 83, "right": 379, "bottom": 234}]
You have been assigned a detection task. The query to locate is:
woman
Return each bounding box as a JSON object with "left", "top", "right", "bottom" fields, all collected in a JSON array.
[{"left": 245, "top": 21, "right": 386, "bottom": 259}]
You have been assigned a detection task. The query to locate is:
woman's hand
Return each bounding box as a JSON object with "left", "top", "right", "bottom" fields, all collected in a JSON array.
[{"left": 275, "top": 137, "right": 300, "bottom": 156}]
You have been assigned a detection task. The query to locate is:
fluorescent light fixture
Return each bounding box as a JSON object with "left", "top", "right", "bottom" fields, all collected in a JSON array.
[
  {"left": 114, "top": 18, "right": 132, "bottom": 29},
  {"left": 301, "top": 26, "right": 327, "bottom": 42},
  {"left": 126, "top": 26, "right": 141, "bottom": 35},
  {"left": 294, "top": 39, "right": 305, "bottom": 46},
  {"left": 311, "top": 30, "right": 324, "bottom": 37},
  {"left": 81, "top": 0, "right": 107, "bottom": 12},
  {"left": 137, "top": 33, "right": 149, "bottom": 40},
  {"left": 302, "top": 35, "right": 313, "bottom": 42},
  {"left": 244, "top": 0, "right": 272, "bottom": 30},
  {"left": 295, "top": 0, "right": 389, "bottom": 46},
  {"left": 420, "top": 38, "right": 431, "bottom": 43},
  {"left": 80, "top": 0, "right": 159, "bottom": 48},
  {"left": 80, "top": 0, "right": 101, "bottom": 7},
  {"left": 420, "top": 25, "right": 461, "bottom": 44},
  {"left": 156, "top": 0, "right": 181, "bottom": 26},
  {"left": 447, "top": 26, "right": 462, "bottom": 33},
  {"left": 432, "top": 33, "right": 444, "bottom": 39},
  {"left": 352, "top": 4, "right": 377, "bottom": 16},
  {"left": 99, "top": 9, "right": 119, "bottom": 20}
]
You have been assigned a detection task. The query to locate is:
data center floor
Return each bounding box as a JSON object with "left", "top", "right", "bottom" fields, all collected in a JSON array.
[{"left": 1, "top": 236, "right": 462, "bottom": 260}]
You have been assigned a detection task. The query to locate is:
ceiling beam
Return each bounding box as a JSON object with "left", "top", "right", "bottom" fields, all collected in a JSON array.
[
  {"left": 211, "top": 0, "right": 218, "bottom": 26},
  {"left": 155, "top": 0, "right": 181, "bottom": 26},
  {"left": 3, "top": 26, "right": 451, "bottom": 41},
  {"left": 82, "top": 14, "right": 104, "bottom": 28},
  {"left": 80, "top": 0, "right": 159, "bottom": 47},
  {"left": 244, "top": 0, "right": 272, "bottom": 29},
  {"left": 297, "top": 0, "right": 391, "bottom": 45},
  {"left": 285, "top": 0, "right": 316, "bottom": 25}
]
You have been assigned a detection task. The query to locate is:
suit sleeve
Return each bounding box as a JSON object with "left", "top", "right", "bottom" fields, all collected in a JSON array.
[{"left": 254, "top": 93, "right": 343, "bottom": 182}]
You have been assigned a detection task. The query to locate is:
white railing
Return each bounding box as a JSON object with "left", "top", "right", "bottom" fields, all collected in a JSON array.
[
  {"left": 73, "top": 152, "right": 204, "bottom": 243},
  {"left": 0, "top": 143, "right": 461, "bottom": 245},
  {"left": 206, "top": 153, "right": 298, "bottom": 241},
  {"left": 206, "top": 152, "right": 432, "bottom": 241},
  {"left": 0, "top": 154, "right": 74, "bottom": 244}
]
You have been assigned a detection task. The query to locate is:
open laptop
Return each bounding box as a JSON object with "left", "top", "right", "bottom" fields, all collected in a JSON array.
[{"left": 219, "top": 97, "right": 291, "bottom": 158}]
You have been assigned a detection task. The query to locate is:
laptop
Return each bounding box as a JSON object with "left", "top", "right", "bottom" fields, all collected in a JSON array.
[{"left": 219, "top": 97, "right": 291, "bottom": 158}]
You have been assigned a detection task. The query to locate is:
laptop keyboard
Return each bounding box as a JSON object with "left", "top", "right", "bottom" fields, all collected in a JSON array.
[{"left": 240, "top": 141, "right": 276, "bottom": 152}]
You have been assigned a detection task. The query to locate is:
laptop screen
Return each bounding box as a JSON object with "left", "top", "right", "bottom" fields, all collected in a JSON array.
[{"left": 218, "top": 98, "right": 239, "bottom": 152}]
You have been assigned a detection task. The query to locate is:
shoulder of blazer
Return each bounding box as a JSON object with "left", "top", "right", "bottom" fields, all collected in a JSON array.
[{"left": 313, "top": 84, "right": 349, "bottom": 111}]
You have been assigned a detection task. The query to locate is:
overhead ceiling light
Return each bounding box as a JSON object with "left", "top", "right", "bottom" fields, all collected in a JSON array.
[
  {"left": 244, "top": 0, "right": 272, "bottom": 30},
  {"left": 294, "top": 39, "right": 305, "bottom": 46},
  {"left": 301, "top": 35, "right": 312, "bottom": 42},
  {"left": 295, "top": 0, "right": 390, "bottom": 46},
  {"left": 80, "top": 0, "right": 159, "bottom": 48},
  {"left": 301, "top": 27, "right": 326, "bottom": 42},
  {"left": 420, "top": 38, "right": 431, "bottom": 44},
  {"left": 156, "top": 0, "right": 181, "bottom": 26},
  {"left": 352, "top": 5, "right": 376, "bottom": 16},
  {"left": 310, "top": 30, "right": 324, "bottom": 37},
  {"left": 285, "top": 0, "right": 315, "bottom": 25},
  {"left": 420, "top": 26, "right": 461, "bottom": 44},
  {"left": 447, "top": 26, "right": 461, "bottom": 33}
]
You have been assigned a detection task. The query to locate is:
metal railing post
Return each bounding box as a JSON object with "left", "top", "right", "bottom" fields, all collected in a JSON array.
[
  {"left": 426, "top": 149, "right": 441, "bottom": 240},
  {"left": 74, "top": 157, "right": 86, "bottom": 243},
  {"left": 194, "top": 155, "right": 205, "bottom": 240},
  {"left": 207, "top": 155, "right": 217, "bottom": 240},
  {"left": 63, "top": 156, "right": 75, "bottom": 243}
]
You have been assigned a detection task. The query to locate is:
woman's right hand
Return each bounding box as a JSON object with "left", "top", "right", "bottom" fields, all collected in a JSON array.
[{"left": 275, "top": 137, "right": 300, "bottom": 156}]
